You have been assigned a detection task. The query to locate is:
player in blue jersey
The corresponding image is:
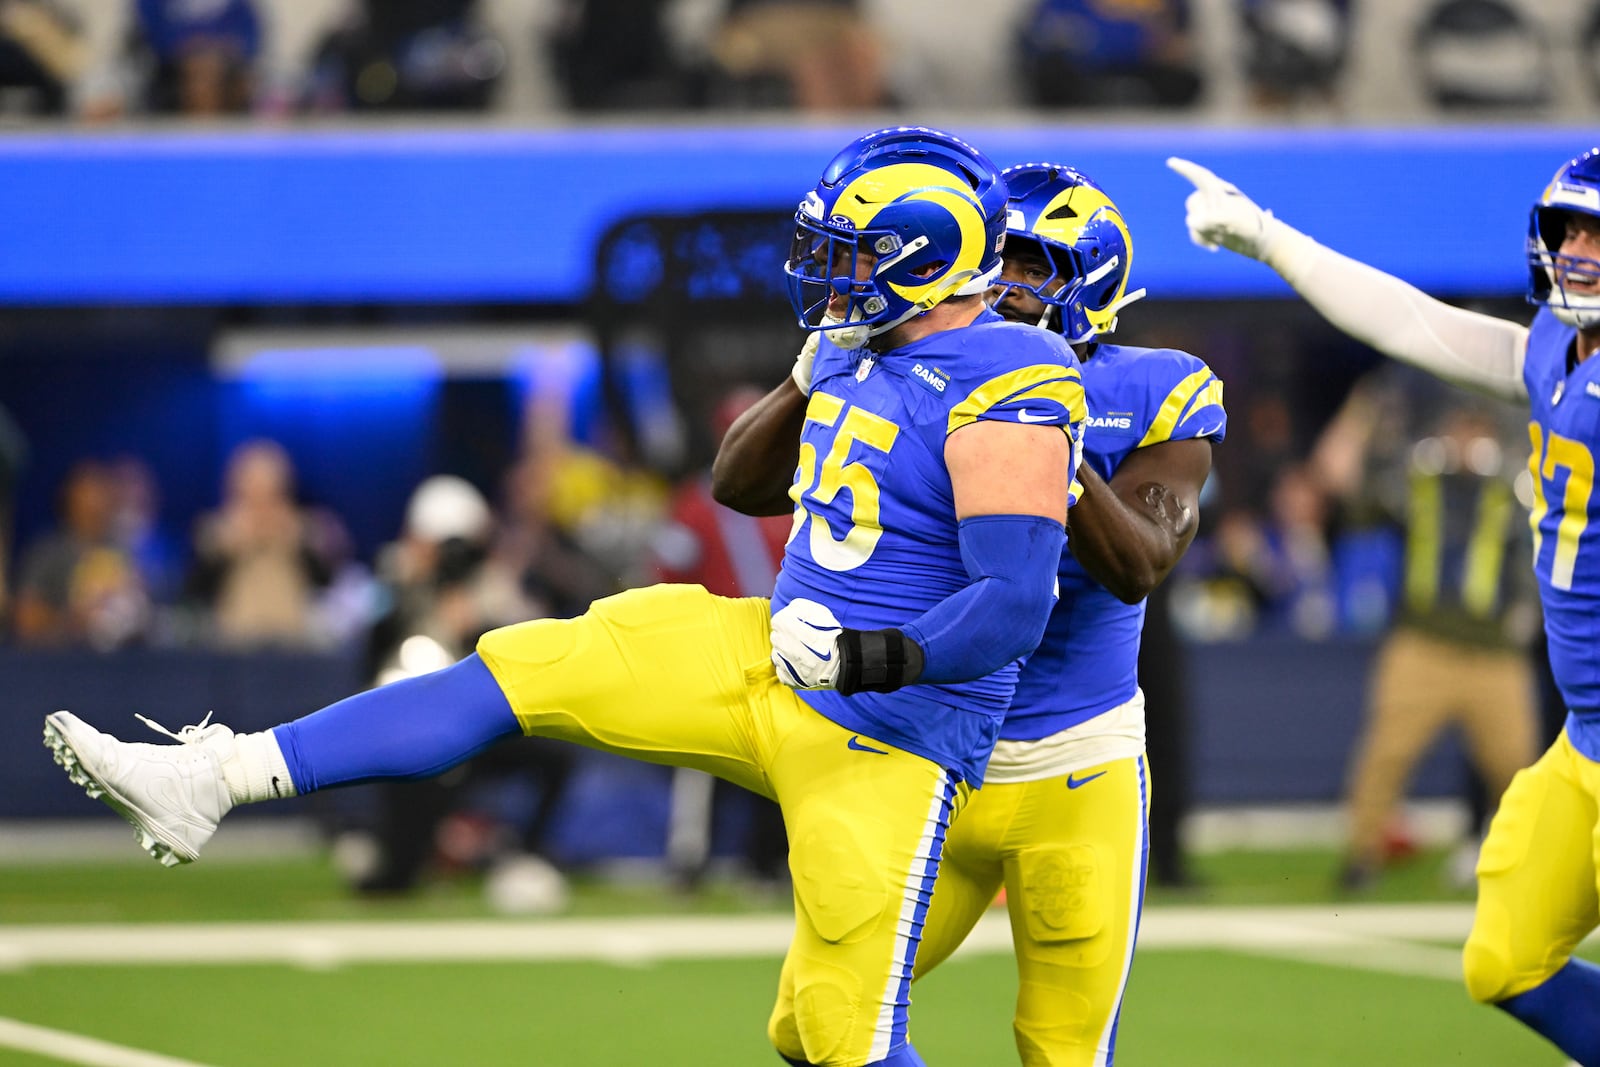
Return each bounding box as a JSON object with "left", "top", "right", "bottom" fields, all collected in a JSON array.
[
  {"left": 42, "top": 127, "right": 1087, "bottom": 1067},
  {"left": 1171, "top": 150, "right": 1600, "bottom": 1065},
  {"left": 716, "top": 163, "right": 1225, "bottom": 1067}
]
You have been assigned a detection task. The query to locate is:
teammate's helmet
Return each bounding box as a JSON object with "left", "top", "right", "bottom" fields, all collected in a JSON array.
[
  {"left": 1527, "top": 147, "right": 1600, "bottom": 329},
  {"left": 994, "top": 163, "right": 1146, "bottom": 344},
  {"left": 785, "top": 127, "right": 1008, "bottom": 348}
]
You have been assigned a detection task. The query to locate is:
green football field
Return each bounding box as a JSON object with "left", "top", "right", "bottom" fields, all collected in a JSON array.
[{"left": 0, "top": 850, "right": 1584, "bottom": 1066}]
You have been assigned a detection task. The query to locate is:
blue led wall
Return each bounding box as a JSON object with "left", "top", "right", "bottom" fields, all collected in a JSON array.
[{"left": 1, "top": 125, "right": 1590, "bottom": 304}]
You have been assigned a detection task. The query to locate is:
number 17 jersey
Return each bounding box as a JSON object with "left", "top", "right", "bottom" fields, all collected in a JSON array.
[{"left": 1524, "top": 307, "right": 1600, "bottom": 758}]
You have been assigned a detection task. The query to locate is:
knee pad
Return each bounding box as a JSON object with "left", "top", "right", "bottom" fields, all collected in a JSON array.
[
  {"left": 788, "top": 958, "right": 864, "bottom": 1066},
  {"left": 767, "top": 1003, "right": 808, "bottom": 1064},
  {"left": 1463, "top": 940, "right": 1515, "bottom": 1005},
  {"left": 1463, "top": 898, "right": 1517, "bottom": 1004},
  {"left": 790, "top": 817, "right": 890, "bottom": 945},
  {"left": 1016, "top": 846, "right": 1108, "bottom": 950}
]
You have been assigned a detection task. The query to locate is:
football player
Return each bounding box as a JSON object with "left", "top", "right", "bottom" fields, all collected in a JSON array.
[
  {"left": 716, "top": 163, "right": 1225, "bottom": 1066},
  {"left": 43, "top": 126, "right": 1087, "bottom": 1067},
  {"left": 1170, "top": 149, "right": 1600, "bottom": 1065}
]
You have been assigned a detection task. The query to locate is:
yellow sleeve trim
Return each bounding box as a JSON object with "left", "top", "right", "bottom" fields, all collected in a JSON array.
[
  {"left": 1137, "top": 370, "right": 1214, "bottom": 448},
  {"left": 947, "top": 364, "right": 1086, "bottom": 435},
  {"left": 1176, "top": 380, "right": 1226, "bottom": 430}
]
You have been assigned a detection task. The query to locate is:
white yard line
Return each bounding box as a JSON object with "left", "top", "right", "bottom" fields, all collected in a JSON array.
[
  {"left": 0, "top": 1016, "right": 217, "bottom": 1067},
  {"left": 0, "top": 904, "right": 1487, "bottom": 971}
]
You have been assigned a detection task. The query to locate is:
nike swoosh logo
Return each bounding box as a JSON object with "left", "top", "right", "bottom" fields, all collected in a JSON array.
[
  {"left": 803, "top": 643, "right": 833, "bottom": 662},
  {"left": 1066, "top": 771, "right": 1107, "bottom": 789},
  {"left": 1016, "top": 409, "right": 1056, "bottom": 423},
  {"left": 847, "top": 735, "right": 889, "bottom": 755}
]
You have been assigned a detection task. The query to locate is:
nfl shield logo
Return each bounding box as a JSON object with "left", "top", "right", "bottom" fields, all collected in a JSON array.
[{"left": 1553, "top": 381, "right": 1566, "bottom": 405}]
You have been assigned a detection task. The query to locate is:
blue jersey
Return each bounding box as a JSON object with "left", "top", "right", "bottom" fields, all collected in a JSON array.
[
  {"left": 1004, "top": 343, "right": 1226, "bottom": 742},
  {"left": 1523, "top": 309, "right": 1600, "bottom": 759},
  {"left": 771, "top": 307, "right": 1087, "bottom": 784}
]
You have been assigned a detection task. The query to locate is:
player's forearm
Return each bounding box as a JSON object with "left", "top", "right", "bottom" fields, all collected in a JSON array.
[
  {"left": 1067, "top": 465, "right": 1187, "bottom": 605},
  {"left": 710, "top": 380, "right": 807, "bottom": 517},
  {"left": 1267, "top": 228, "right": 1530, "bottom": 402},
  {"left": 900, "top": 514, "right": 1064, "bottom": 683}
]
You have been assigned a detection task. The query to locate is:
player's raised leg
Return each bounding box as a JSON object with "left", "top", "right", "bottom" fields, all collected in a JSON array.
[
  {"left": 44, "top": 584, "right": 778, "bottom": 866},
  {"left": 43, "top": 649, "right": 520, "bottom": 866}
]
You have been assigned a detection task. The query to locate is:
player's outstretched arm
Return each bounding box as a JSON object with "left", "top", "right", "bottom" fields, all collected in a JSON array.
[
  {"left": 1167, "top": 157, "right": 1531, "bottom": 403},
  {"left": 1068, "top": 438, "right": 1211, "bottom": 604},
  {"left": 711, "top": 378, "right": 807, "bottom": 517}
]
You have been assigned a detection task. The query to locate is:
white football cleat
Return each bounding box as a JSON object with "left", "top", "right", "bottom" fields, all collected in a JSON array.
[{"left": 43, "top": 710, "right": 236, "bottom": 867}]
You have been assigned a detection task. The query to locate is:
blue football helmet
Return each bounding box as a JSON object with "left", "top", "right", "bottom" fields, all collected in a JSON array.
[
  {"left": 992, "top": 163, "right": 1146, "bottom": 344},
  {"left": 1527, "top": 147, "right": 1600, "bottom": 329},
  {"left": 785, "top": 127, "right": 1008, "bottom": 348}
]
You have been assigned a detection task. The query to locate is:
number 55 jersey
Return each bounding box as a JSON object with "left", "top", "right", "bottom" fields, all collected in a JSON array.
[
  {"left": 1524, "top": 307, "right": 1600, "bottom": 759},
  {"left": 771, "top": 306, "right": 1088, "bottom": 785}
]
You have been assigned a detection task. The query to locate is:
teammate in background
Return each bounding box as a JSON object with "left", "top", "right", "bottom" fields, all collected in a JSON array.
[
  {"left": 1170, "top": 149, "right": 1600, "bottom": 1065},
  {"left": 715, "top": 163, "right": 1225, "bottom": 1066},
  {"left": 44, "top": 127, "right": 1088, "bottom": 1067}
]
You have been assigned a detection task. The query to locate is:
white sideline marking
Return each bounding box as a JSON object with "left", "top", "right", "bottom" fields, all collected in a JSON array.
[
  {"left": 0, "top": 1016, "right": 216, "bottom": 1067},
  {"left": 0, "top": 904, "right": 1491, "bottom": 972}
]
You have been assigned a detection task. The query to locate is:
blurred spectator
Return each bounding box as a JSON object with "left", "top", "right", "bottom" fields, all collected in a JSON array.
[
  {"left": 187, "top": 439, "right": 348, "bottom": 649},
  {"left": 306, "top": 0, "right": 504, "bottom": 113},
  {"left": 708, "top": 0, "right": 887, "bottom": 111},
  {"left": 496, "top": 450, "right": 622, "bottom": 620},
  {"left": 1202, "top": 464, "right": 1337, "bottom": 639},
  {"left": 1014, "top": 0, "right": 1201, "bottom": 109},
  {"left": 1242, "top": 0, "right": 1352, "bottom": 112},
  {"left": 547, "top": 0, "right": 698, "bottom": 111},
  {"left": 106, "top": 454, "right": 183, "bottom": 607},
  {"left": 128, "top": 0, "right": 261, "bottom": 115},
  {"left": 0, "top": 0, "right": 82, "bottom": 115},
  {"left": 1413, "top": 0, "right": 1550, "bottom": 110},
  {"left": 345, "top": 475, "right": 575, "bottom": 913},
  {"left": 13, "top": 459, "right": 150, "bottom": 649},
  {"left": 651, "top": 386, "right": 789, "bottom": 890},
  {"left": 1313, "top": 377, "right": 1540, "bottom": 893}
]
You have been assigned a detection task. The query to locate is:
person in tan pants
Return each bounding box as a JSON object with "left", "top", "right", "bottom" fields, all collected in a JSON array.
[{"left": 1313, "top": 376, "right": 1540, "bottom": 891}]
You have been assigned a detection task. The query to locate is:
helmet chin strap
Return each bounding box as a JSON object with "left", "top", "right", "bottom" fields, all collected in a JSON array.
[
  {"left": 823, "top": 314, "right": 873, "bottom": 350},
  {"left": 1552, "top": 304, "right": 1600, "bottom": 330}
]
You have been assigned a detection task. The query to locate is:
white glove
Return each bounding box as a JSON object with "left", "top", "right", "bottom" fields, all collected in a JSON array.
[
  {"left": 1166, "top": 157, "right": 1291, "bottom": 263},
  {"left": 770, "top": 597, "right": 842, "bottom": 689}
]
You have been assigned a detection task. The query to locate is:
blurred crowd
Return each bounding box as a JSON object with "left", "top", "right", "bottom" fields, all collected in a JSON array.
[
  {"left": 0, "top": 309, "right": 1541, "bottom": 657},
  {"left": 0, "top": 0, "right": 1595, "bottom": 122}
]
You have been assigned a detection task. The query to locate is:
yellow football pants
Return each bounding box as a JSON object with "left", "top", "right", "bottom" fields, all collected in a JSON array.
[
  {"left": 478, "top": 584, "right": 970, "bottom": 1066},
  {"left": 769, "top": 753, "right": 1150, "bottom": 1066},
  {"left": 1464, "top": 729, "right": 1600, "bottom": 1003}
]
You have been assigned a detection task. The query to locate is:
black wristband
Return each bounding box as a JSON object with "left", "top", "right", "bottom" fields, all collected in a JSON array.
[{"left": 835, "top": 628, "right": 926, "bottom": 695}]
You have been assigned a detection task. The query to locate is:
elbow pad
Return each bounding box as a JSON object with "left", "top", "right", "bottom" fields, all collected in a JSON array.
[{"left": 901, "top": 514, "right": 1065, "bottom": 685}]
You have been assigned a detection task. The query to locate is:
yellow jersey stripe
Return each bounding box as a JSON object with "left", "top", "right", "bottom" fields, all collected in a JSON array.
[
  {"left": 1176, "top": 380, "right": 1226, "bottom": 430},
  {"left": 1137, "top": 370, "right": 1214, "bottom": 447},
  {"left": 946, "top": 364, "right": 1085, "bottom": 435}
]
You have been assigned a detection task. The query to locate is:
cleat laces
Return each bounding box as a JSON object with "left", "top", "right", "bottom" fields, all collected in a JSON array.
[{"left": 134, "top": 712, "right": 226, "bottom": 746}]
